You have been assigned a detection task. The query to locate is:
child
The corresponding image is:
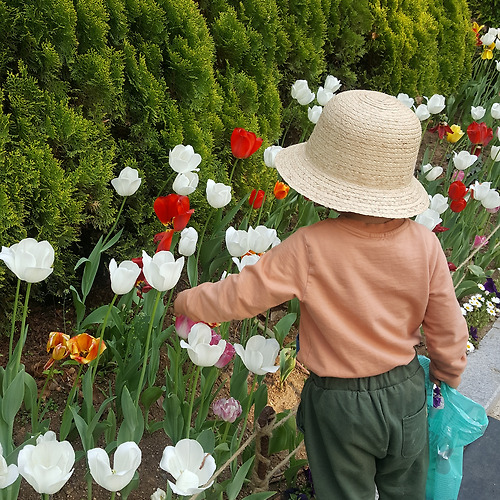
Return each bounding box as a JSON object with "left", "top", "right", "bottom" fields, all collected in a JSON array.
[{"left": 173, "top": 90, "right": 468, "bottom": 499}]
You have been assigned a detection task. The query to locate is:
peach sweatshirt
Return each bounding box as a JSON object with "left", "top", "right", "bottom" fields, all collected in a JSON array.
[{"left": 174, "top": 216, "right": 468, "bottom": 387}]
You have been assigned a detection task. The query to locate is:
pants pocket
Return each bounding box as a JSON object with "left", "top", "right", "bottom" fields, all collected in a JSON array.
[{"left": 401, "top": 402, "right": 427, "bottom": 458}]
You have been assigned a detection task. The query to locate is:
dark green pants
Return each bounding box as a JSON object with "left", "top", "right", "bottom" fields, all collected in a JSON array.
[{"left": 297, "top": 356, "right": 428, "bottom": 500}]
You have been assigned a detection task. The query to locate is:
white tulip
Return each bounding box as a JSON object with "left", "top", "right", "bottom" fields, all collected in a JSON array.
[
  {"left": 88, "top": 442, "right": 141, "bottom": 492},
  {"left": 414, "top": 209, "right": 442, "bottom": 231},
  {"left": 0, "top": 238, "right": 54, "bottom": 283},
  {"left": 323, "top": 75, "right": 342, "bottom": 93},
  {"left": 263, "top": 145, "right": 283, "bottom": 168},
  {"left": 151, "top": 488, "right": 167, "bottom": 500},
  {"left": 234, "top": 335, "right": 280, "bottom": 375},
  {"left": 482, "top": 190, "right": 500, "bottom": 209},
  {"left": 160, "top": 439, "right": 216, "bottom": 496},
  {"left": 180, "top": 323, "right": 226, "bottom": 367},
  {"left": 173, "top": 171, "right": 199, "bottom": 195},
  {"left": 426, "top": 94, "right": 446, "bottom": 114},
  {"left": 291, "top": 80, "right": 315, "bottom": 105},
  {"left": 421, "top": 163, "right": 433, "bottom": 173},
  {"left": 491, "top": 145, "right": 500, "bottom": 162},
  {"left": 452, "top": 150, "right": 477, "bottom": 170},
  {"left": 141, "top": 250, "right": 184, "bottom": 292},
  {"left": 414, "top": 104, "right": 430, "bottom": 121},
  {"left": 396, "top": 93, "right": 414, "bottom": 108},
  {"left": 225, "top": 227, "right": 250, "bottom": 257},
  {"left": 471, "top": 106, "right": 486, "bottom": 120},
  {"left": 169, "top": 144, "right": 201, "bottom": 173},
  {"left": 316, "top": 86, "right": 334, "bottom": 106},
  {"left": 425, "top": 166, "right": 443, "bottom": 181},
  {"left": 429, "top": 194, "right": 448, "bottom": 214},
  {"left": 491, "top": 103, "right": 500, "bottom": 120},
  {"left": 178, "top": 227, "right": 198, "bottom": 257},
  {"left": 206, "top": 179, "right": 231, "bottom": 208},
  {"left": 471, "top": 182, "right": 500, "bottom": 209},
  {"left": 496, "top": 60, "right": 500, "bottom": 72},
  {"left": 18, "top": 431, "right": 74, "bottom": 495},
  {"left": 232, "top": 253, "right": 260, "bottom": 272},
  {"left": 111, "top": 167, "right": 142, "bottom": 196},
  {"left": 247, "top": 225, "right": 277, "bottom": 254},
  {"left": 481, "top": 30, "right": 496, "bottom": 46},
  {"left": 308, "top": 105, "right": 323, "bottom": 124},
  {"left": 0, "top": 443, "right": 18, "bottom": 488},
  {"left": 109, "top": 258, "right": 141, "bottom": 295}
]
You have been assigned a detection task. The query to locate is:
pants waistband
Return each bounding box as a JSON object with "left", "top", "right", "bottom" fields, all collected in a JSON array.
[{"left": 309, "top": 355, "right": 422, "bottom": 392}]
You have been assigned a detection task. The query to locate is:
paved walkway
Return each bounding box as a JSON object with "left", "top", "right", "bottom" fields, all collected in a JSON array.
[{"left": 457, "top": 317, "right": 500, "bottom": 498}]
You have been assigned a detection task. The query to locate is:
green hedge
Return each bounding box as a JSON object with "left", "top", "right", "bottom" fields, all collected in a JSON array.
[{"left": 0, "top": 0, "right": 475, "bottom": 308}]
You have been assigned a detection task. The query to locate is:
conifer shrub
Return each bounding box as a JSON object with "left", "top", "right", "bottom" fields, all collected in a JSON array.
[{"left": 0, "top": 0, "right": 478, "bottom": 308}]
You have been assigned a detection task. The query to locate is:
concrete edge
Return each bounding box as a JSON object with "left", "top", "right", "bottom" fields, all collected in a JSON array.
[{"left": 457, "top": 316, "right": 500, "bottom": 413}]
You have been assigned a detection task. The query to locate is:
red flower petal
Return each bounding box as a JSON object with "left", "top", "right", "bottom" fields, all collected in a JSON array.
[{"left": 231, "top": 128, "right": 263, "bottom": 159}]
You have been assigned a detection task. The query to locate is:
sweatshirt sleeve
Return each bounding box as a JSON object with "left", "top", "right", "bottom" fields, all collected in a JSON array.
[
  {"left": 173, "top": 229, "right": 309, "bottom": 324},
  {"left": 422, "top": 237, "right": 468, "bottom": 388}
]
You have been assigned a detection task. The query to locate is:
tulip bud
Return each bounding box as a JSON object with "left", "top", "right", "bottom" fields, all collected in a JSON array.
[
  {"left": 212, "top": 397, "right": 242, "bottom": 423},
  {"left": 111, "top": 167, "right": 142, "bottom": 196}
]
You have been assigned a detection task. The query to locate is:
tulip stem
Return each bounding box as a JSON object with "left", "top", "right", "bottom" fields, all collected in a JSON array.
[
  {"left": 8, "top": 278, "right": 21, "bottom": 361},
  {"left": 36, "top": 364, "right": 56, "bottom": 428},
  {"left": 103, "top": 197, "right": 127, "bottom": 246},
  {"left": 135, "top": 290, "right": 162, "bottom": 407},
  {"left": 13, "top": 282, "right": 31, "bottom": 376},
  {"left": 41, "top": 494, "right": 50, "bottom": 500},
  {"left": 228, "top": 158, "right": 240, "bottom": 186},
  {"left": 236, "top": 375, "right": 258, "bottom": 450},
  {"left": 221, "top": 420, "right": 231, "bottom": 444},
  {"left": 91, "top": 294, "right": 117, "bottom": 385},
  {"left": 186, "top": 364, "right": 201, "bottom": 439},
  {"left": 110, "top": 492, "right": 116, "bottom": 500}
]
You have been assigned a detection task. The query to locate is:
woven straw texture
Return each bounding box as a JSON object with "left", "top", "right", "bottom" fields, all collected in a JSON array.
[{"left": 275, "top": 90, "right": 430, "bottom": 218}]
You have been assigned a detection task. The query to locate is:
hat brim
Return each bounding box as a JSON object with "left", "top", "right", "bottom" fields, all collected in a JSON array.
[{"left": 275, "top": 142, "right": 430, "bottom": 219}]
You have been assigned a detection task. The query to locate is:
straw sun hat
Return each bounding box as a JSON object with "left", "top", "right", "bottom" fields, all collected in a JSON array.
[{"left": 274, "top": 89, "right": 430, "bottom": 218}]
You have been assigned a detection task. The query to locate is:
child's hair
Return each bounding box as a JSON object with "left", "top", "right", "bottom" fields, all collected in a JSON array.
[{"left": 275, "top": 90, "right": 429, "bottom": 218}]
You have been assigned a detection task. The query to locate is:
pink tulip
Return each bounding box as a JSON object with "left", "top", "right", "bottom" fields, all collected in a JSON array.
[
  {"left": 473, "top": 235, "right": 489, "bottom": 248},
  {"left": 210, "top": 332, "right": 236, "bottom": 368},
  {"left": 451, "top": 170, "right": 465, "bottom": 182},
  {"left": 175, "top": 315, "right": 197, "bottom": 340},
  {"left": 212, "top": 397, "right": 242, "bottom": 423}
]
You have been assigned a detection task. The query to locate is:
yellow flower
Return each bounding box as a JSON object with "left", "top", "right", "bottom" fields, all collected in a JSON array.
[
  {"left": 481, "top": 43, "right": 495, "bottom": 60},
  {"left": 472, "top": 22, "right": 484, "bottom": 35},
  {"left": 446, "top": 124, "right": 464, "bottom": 143}
]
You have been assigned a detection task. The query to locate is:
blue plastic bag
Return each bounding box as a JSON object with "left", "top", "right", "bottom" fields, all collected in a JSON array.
[{"left": 418, "top": 355, "right": 489, "bottom": 500}]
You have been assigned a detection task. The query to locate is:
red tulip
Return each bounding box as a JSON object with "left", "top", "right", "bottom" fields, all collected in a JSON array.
[
  {"left": 467, "top": 122, "right": 493, "bottom": 147},
  {"left": 429, "top": 123, "right": 453, "bottom": 140},
  {"left": 448, "top": 181, "right": 468, "bottom": 200},
  {"left": 154, "top": 194, "right": 194, "bottom": 231},
  {"left": 450, "top": 198, "right": 467, "bottom": 212},
  {"left": 154, "top": 230, "right": 174, "bottom": 252},
  {"left": 249, "top": 189, "right": 265, "bottom": 209},
  {"left": 231, "top": 128, "right": 263, "bottom": 159},
  {"left": 273, "top": 181, "right": 290, "bottom": 200}
]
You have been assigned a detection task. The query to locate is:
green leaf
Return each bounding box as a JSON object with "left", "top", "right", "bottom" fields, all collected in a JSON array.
[
  {"left": 468, "top": 264, "right": 485, "bottom": 277},
  {"left": 273, "top": 313, "right": 297, "bottom": 346},
  {"left": 187, "top": 253, "right": 198, "bottom": 287},
  {"left": 240, "top": 493, "right": 275, "bottom": 500},
  {"left": 226, "top": 456, "right": 255, "bottom": 500},
  {"left": 196, "top": 429, "right": 215, "bottom": 454},
  {"left": 2, "top": 370, "right": 25, "bottom": 423}
]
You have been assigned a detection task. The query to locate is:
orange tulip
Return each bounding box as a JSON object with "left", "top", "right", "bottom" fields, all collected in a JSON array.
[
  {"left": 66, "top": 333, "right": 106, "bottom": 365},
  {"left": 273, "top": 181, "right": 290, "bottom": 200},
  {"left": 46, "top": 331, "right": 70, "bottom": 352},
  {"left": 44, "top": 331, "right": 70, "bottom": 370}
]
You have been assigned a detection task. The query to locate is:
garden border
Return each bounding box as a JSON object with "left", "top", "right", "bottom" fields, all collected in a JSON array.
[{"left": 459, "top": 316, "right": 500, "bottom": 411}]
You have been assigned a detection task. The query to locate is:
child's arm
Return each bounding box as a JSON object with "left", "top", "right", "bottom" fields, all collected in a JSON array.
[
  {"left": 422, "top": 241, "right": 468, "bottom": 388},
  {"left": 173, "top": 230, "right": 308, "bottom": 324}
]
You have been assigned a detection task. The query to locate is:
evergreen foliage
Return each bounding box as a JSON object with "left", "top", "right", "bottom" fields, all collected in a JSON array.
[{"left": 0, "top": 0, "right": 476, "bottom": 304}]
